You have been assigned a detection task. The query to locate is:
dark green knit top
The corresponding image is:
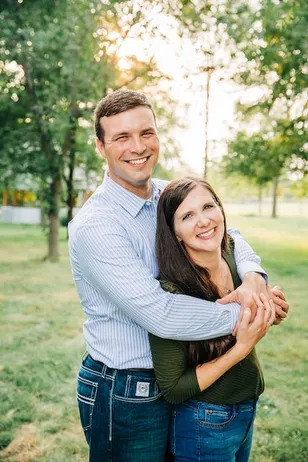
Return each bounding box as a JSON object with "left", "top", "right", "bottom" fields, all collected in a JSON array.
[{"left": 149, "top": 249, "right": 264, "bottom": 405}]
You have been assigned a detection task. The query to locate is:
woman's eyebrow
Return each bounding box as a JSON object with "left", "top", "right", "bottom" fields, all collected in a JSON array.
[
  {"left": 177, "top": 201, "right": 215, "bottom": 219},
  {"left": 177, "top": 209, "right": 194, "bottom": 219}
]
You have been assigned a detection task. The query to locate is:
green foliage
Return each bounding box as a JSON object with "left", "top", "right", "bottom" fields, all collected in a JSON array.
[
  {"left": 291, "top": 175, "right": 308, "bottom": 199},
  {"left": 0, "top": 0, "right": 181, "bottom": 258},
  {"left": 223, "top": 0, "right": 307, "bottom": 176},
  {"left": 225, "top": 125, "right": 292, "bottom": 186}
]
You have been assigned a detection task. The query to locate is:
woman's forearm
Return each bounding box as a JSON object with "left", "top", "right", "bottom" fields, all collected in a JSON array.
[{"left": 196, "top": 344, "right": 249, "bottom": 391}]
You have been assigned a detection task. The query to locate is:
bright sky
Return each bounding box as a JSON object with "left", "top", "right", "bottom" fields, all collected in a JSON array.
[{"left": 118, "top": 13, "right": 264, "bottom": 175}]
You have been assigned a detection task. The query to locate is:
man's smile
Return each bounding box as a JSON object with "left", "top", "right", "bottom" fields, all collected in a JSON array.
[{"left": 125, "top": 156, "right": 150, "bottom": 166}]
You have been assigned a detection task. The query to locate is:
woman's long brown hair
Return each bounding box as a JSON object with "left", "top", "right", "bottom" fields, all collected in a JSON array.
[{"left": 156, "top": 177, "right": 235, "bottom": 367}]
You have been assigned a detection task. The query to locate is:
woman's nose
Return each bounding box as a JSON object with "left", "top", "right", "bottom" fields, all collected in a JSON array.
[{"left": 197, "top": 214, "right": 210, "bottom": 227}]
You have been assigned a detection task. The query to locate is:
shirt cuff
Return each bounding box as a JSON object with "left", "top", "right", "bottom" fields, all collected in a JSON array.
[
  {"left": 237, "top": 262, "right": 268, "bottom": 283},
  {"left": 228, "top": 302, "right": 241, "bottom": 331}
]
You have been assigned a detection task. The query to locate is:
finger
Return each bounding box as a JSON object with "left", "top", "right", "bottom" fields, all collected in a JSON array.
[
  {"left": 274, "top": 307, "right": 288, "bottom": 319},
  {"left": 239, "top": 308, "right": 251, "bottom": 329},
  {"left": 273, "top": 316, "right": 283, "bottom": 325},
  {"left": 260, "top": 294, "right": 272, "bottom": 325},
  {"left": 269, "top": 300, "right": 276, "bottom": 325},
  {"left": 273, "top": 296, "right": 289, "bottom": 312},
  {"left": 232, "top": 320, "right": 240, "bottom": 336},
  {"left": 216, "top": 292, "right": 235, "bottom": 304},
  {"left": 271, "top": 288, "right": 285, "bottom": 300},
  {"left": 253, "top": 293, "right": 265, "bottom": 323}
]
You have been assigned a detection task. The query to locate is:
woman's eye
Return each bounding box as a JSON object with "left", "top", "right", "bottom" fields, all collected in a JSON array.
[
  {"left": 183, "top": 214, "right": 192, "bottom": 221},
  {"left": 203, "top": 204, "right": 213, "bottom": 210}
]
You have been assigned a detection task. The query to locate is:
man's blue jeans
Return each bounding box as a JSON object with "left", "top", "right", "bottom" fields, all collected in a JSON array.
[
  {"left": 170, "top": 399, "right": 257, "bottom": 461},
  {"left": 77, "top": 354, "right": 172, "bottom": 461}
]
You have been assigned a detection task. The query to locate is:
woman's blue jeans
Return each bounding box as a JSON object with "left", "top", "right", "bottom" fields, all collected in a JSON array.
[
  {"left": 77, "top": 354, "right": 172, "bottom": 461},
  {"left": 171, "top": 399, "right": 257, "bottom": 461}
]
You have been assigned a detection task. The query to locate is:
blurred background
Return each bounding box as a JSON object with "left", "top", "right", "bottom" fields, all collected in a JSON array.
[{"left": 0, "top": 1, "right": 307, "bottom": 461}]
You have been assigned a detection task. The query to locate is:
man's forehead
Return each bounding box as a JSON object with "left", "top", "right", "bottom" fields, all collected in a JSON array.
[{"left": 99, "top": 106, "right": 155, "bottom": 132}]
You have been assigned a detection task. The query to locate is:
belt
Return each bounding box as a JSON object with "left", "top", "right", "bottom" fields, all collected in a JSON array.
[
  {"left": 87, "top": 354, "right": 153, "bottom": 372},
  {"left": 127, "top": 368, "right": 153, "bottom": 372}
]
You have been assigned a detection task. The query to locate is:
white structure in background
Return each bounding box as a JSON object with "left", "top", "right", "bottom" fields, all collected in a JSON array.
[
  {"left": 0, "top": 168, "right": 100, "bottom": 225},
  {"left": 1, "top": 206, "right": 41, "bottom": 224}
]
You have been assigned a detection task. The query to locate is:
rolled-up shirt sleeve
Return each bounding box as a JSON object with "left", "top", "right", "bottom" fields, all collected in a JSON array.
[{"left": 228, "top": 228, "right": 268, "bottom": 282}]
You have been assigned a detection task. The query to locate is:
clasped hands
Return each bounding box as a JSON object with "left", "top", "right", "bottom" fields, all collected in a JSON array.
[{"left": 217, "top": 272, "right": 289, "bottom": 334}]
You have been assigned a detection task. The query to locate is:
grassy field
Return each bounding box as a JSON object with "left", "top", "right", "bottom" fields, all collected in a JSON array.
[{"left": 0, "top": 217, "right": 307, "bottom": 461}]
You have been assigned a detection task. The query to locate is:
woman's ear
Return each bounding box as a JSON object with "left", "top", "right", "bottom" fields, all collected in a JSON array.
[{"left": 176, "top": 235, "right": 182, "bottom": 242}]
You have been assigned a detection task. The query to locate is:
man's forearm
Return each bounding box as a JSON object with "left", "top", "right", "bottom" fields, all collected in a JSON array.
[{"left": 230, "top": 228, "right": 268, "bottom": 281}]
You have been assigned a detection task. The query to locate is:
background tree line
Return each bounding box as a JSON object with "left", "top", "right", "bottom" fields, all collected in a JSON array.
[{"left": 1, "top": 0, "right": 307, "bottom": 260}]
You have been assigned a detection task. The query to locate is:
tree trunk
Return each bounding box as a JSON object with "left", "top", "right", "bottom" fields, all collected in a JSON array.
[
  {"left": 204, "top": 69, "right": 213, "bottom": 179},
  {"left": 66, "top": 146, "right": 76, "bottom": 225},
  {"left": 3, "top": 190, "right": 8, "bottom": 206},
  {"left": 258, "top": 184, "right": 262, "bottom": 216},
  {"left": 272, "top": 176, "right": 279, "bottom": 218},
  {"left": 47, "top": 175, "right": 61, "bottom": 261}
]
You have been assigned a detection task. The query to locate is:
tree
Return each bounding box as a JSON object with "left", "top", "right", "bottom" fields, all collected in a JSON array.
[
  {"left": 224, "top": 0, "right": 308, "bottom": 178},
  {"left": 224, "top": 116, "right": 305, "bottom": 217},
  {"left": 1, "top": 0, "right": 179, "bottom": 259},
  {"left": 166, "top": 1, "right": 238, "bottom": 179}
]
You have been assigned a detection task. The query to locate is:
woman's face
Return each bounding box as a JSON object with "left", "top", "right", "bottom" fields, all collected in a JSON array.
[{"left": 173, "top": 184, "right": 225, "bottom": 259}]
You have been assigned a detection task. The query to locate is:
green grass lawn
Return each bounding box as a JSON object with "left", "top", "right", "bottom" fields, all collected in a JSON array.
[{"left": 0, "top": 217, "right": 307, "bottom": 461}]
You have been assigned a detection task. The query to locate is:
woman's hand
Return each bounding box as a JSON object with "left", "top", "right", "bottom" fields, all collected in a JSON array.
[{"left": 235, "top": 293, "right": 276, "bottom": 359}]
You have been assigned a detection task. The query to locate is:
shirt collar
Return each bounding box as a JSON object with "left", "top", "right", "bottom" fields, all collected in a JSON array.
[{"left": 102, "top": 171, "right": 164, "bottom": 218}]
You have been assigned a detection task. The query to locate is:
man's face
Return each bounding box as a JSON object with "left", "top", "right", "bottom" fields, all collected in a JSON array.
[{"left": 96, "top": 106, "right": 159, "bottom": 195}]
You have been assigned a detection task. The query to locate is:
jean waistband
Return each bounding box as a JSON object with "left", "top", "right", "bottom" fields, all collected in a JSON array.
[
  {"left": 187, "top": 398, "right": 257, "bottom": 412},
  {"left": 83, "top": 353, "right": 155, "bottom": 378}
]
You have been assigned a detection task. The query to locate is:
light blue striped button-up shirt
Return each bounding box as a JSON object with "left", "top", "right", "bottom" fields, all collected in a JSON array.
[{"left": 68, "top": 173, "right": 266, "bottom": 369}]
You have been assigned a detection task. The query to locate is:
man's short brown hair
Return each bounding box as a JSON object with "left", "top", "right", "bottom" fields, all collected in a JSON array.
[{"left": 94, "top": 90, "right": 155, "bottom": 143}]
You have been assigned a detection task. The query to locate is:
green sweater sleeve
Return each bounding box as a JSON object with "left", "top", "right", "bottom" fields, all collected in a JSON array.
[{"left": 149, "top": 333, "right": 201, "bottom": 404}]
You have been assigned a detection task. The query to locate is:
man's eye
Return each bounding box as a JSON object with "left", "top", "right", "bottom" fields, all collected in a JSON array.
[
  {"left": 142, "top": 132, "right": 153, "bottom": 137},
  {"left": 116, "top": 136, "right": 129, "bottom": 141}
]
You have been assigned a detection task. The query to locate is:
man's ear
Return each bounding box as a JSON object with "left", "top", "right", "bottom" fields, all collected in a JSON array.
[{"left": 96, "top": 138, "right": 106, "bottom": 158}]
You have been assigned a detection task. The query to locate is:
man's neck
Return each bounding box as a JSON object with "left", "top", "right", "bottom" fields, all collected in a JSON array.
[{"left": 108, "top": 173, "right": 152, "bottom": 199}]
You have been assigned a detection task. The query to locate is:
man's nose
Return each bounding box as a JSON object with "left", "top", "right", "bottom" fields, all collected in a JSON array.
[{"left": 130, "top": 136, "right": 146, "bottom": 155}]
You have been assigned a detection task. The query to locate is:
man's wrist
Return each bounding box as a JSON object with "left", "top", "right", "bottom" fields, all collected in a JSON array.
[
  {"left": 243, "top": 272, "right": 265, "bottom": 281},
  {"left": 242, "top": 271, "right": 267, "bottom": 284},
  {"left": 237, "top": 262, "right": 268, "bottom": 283}
]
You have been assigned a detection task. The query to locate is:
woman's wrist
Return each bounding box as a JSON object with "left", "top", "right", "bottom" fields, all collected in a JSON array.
[{"left": 232, "top": 342, "right": 252, "bottom": 361}]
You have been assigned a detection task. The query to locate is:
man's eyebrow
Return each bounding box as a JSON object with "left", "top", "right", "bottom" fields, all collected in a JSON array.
[
  {"left": 110, "top": 131, "right": 129, "bottom": 140},
  {"left": 140, "top": 127, "right": 155, "bottom": 133}
]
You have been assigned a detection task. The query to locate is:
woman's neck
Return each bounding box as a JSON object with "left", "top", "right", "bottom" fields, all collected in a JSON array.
[{"left": 189, "top": 248, "right": 223, "bottom": 273}]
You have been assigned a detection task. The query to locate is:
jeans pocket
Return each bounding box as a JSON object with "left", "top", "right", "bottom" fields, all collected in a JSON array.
[
  {"left": 114, "top": 374, "right": 161, "bottom": 403},
  {"left": 76, "top": 373, "right": 98, "bottom": 441},
  {"left": 199, "top": 403, "right": 235, "bottom": 429}
]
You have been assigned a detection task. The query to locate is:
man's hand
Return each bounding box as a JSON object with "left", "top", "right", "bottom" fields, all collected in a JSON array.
[
  {"left": 217, "top": 273, "right": 289, "bottom": 333},
  {"left": 217, "top": 272, "right": 267, "bottom": 315},
  {"left": 268, "top": 285, "right": 289, "bottom": 325}
]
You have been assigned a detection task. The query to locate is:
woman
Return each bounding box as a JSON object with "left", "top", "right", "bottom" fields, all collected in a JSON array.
[{"left": 149, "top": 177, "right": 275, "bottom": 462}]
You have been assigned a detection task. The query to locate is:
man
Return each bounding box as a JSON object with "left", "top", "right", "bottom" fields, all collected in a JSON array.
[{"left": 69, "top": 90, "right": 288, "bottom": 461}]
